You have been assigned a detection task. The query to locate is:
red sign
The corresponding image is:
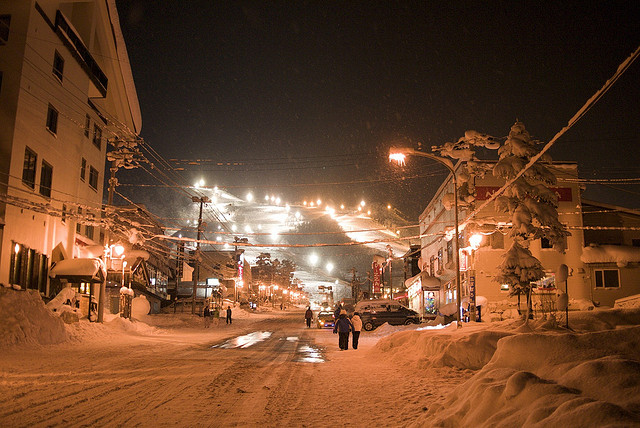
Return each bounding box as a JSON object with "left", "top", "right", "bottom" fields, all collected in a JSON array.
[{"left": 475, "top": 186, "right": 572, "bottom": 202}]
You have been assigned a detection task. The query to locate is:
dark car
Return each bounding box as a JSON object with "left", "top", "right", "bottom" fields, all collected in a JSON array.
[
  {"left": 360, "top": 305, "right": 420, "bottom": 331},
  {"left": 316, "top": 311, "right": 335, "bottom": 329}
]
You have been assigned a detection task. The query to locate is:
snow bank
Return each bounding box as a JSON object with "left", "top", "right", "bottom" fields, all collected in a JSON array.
[
  {"left": 0, "top": 287, "right": 68, "bottom": 347},
  {"left": 581, "top": 244, "right": 640, "bottom": 266},
  {"left": 373, "top": 323, "right": 514, "bottom": 370}
]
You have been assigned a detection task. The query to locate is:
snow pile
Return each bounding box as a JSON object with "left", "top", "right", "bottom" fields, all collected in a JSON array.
[
  {"left": 0, "top": 287, "right": 68, "bottom": 347},
  {"left": 615, "top": 294, "right": 640, "bottom": 309},
  {"left": 65, "top": 313, "right": 159, "bottom": 342},
  {"left": 373, "top": 323, "right": 514, "bottom": 370},
  {"left": 581, "top": 244, "right": 640, "bottom": 267},
  {"left": 423, "top": 326, "right": 640, "bottom": 427}
]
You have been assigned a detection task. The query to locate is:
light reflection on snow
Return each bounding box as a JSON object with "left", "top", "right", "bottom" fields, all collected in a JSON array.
[
  {"left": 295, "top": 344, "right": 324, "bottom": 363},
  {"left": 416, "top": 324, "right": 446, "bottom": 331},
  {"left": 211, "top": 331, "right": 273, "bottom": 349}
]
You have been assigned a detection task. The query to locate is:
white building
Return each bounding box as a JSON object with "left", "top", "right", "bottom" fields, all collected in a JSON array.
[
  {"left": 406, "top": 161, "right": 587, "bottom": 319},
  {"left": 0, "top": 1, "right": 140, "bottom": 300}
]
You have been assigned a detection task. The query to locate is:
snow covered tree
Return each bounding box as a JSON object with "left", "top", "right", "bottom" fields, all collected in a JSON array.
[{"left": 434, "top": 122, "right": 571, "bottom": 321}]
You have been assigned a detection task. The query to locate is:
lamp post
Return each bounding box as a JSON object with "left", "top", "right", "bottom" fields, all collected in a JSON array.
[{"left": 389, "top": 147, "right": 462, "bottom": 326}]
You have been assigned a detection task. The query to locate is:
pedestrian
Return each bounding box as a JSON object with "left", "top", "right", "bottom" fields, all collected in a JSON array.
[
  {"left": 351, "top": 311, "right": 362, "bottom": 350},
  {"left": 203, "top": 304, "right": 211, "bottom": 328},
  {"left": 333, "top": 303, "right": 342, "bottom": 320},
  {"left": 333, "top": 309, "right": 353, "bottom": 350},
  {"left": 280, "top": 303, "right": 283, "bottom": 310},
  {"left": 226, "top": 305, "right": 232, "bottom": 325},
  {"left": 304, "top": 306, "right": 313, "bottom": 328},
  {"left": 212, "top": 305, "right": 220, "bottom": 326}
]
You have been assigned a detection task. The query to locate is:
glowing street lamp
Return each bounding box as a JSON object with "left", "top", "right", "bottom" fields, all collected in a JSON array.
[
  {"left": 389, "top": 146, "right": 462, "bottom": 326},
  {"left": 326, "top": 262, "right": 334, "bottom": 273}
]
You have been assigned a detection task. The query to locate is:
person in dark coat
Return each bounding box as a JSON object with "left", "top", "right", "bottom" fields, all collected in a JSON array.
[
  {"left": 203, "top": 305, "right": 211, "bottom": 328},
  {"left": 333, "top": 310, "right": 353, "bottom": 350},
  {"left": 333, "top": 303, "right": 342, "bottom": 320},
  {"left": 226, "top": 305, "right": 232, "bottom": 324},
  {"left": 304, "top": 307, "right": 313, "bottom": 328}
]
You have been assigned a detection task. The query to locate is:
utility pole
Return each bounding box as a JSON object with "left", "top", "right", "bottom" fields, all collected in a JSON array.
[
  {"left": 191, "top": 196, "right": 210, "bottom": 314},
  {"left": 386, "top": 245, "right": 394, "bottom": 300}
]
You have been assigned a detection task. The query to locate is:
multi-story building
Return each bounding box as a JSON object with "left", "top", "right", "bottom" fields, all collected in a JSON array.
[
  {"left": 406, "top": 161, "right": 587, "bottom": 319},
  {"left": 0, "top": 1, "right": 140, "bottom": 299}
]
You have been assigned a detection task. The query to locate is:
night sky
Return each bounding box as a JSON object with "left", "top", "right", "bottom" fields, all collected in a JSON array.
[{"left": 115, "top": 1, "right": 640, "bottom": 219}]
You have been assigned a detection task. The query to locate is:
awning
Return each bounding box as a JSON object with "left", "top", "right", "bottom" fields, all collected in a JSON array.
[
  {"left": 49, "top": 258, "right": 106, "bottom": 283},
  {"left": 404, "top": 270, "right": 441, "bottom": 291}
]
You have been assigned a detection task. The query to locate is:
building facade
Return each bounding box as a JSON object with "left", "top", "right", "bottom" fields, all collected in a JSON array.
[
  {"left": 0, "top": 1, "right": 140, "bottom": 301},
  {"left": 407, "top": 161, "right": 588, "bottom": 319}
]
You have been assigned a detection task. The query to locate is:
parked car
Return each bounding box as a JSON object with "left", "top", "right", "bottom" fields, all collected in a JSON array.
[
  {"left": 360, "top": 305, "right": 420, "bottom": 331},
  {"left": 316, "top": 311, "right": 335, "bottom": 329}
]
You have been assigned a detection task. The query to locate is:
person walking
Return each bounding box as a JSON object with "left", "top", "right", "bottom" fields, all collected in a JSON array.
[
  {"left": 203, "top": 304, "right": 211, "bottom": 328},
  {"left": 304, "top": 306, "right": 313, "bottom": 328},
  {"left": 226, "top": 305, "right": 232, "bottom": 325},
  {"left": 351, "top": 311, "right": 362, "bottom": 349},
  {"left": 333, "top": 303, "right": 342, "bottom": 321},
  {"left": 333, "top": 309, "right": 353, "bottom": 350}
]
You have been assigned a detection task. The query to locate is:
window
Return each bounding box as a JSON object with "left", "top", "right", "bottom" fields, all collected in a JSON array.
[
  {"left": 52, "top": 51, "right": 64, "bottom": 81},
  {"left": 46, "top": 104, "right": 58, "bottom": 134},
  {"left": 429, "top": 255, "right": 435, "bottom": 276},
  {"left": 80, "top": 158, "right": 86, "bottom": 181},
  {"left": 446, "top": 240, "right": 453, "bottom": 264},
  {"left": 92, "top": 124, "right": 102, "bottom": 149},
  {"left": 22, "top": 147, "right": 37, "bottom": 188},
  {"left": 62, "top": 204, "right": 67, "bottom": 224},
  {"left": 0, "top": 15, "right": 10, "bottom": 45},
  {"left": 9, "top": 242, "right": 48, "bottom": 293},
  {"left": 633, "top": 239, "right": 640, "bottom": 247},
  {"left": 84, "top": 115, "right": 90, "bottom": 137},
  {"left": 490, "top": 232, "right": 504, "bottom": 249},
  {"left": 85, "top": 213, "right": 94, "bottom": 240},
  {"left": 541, "top": 237, "right": 553, "bottom": 249},
  {"left": 76, "top": 207, "right": 82, "bottom": 234},
  {"left": 39, "top": 161, "right": 53, "bottom": 197},
  {"left": 88, "top": 166, "right": 98, "bottom": 190},
  {"left": 594, "top": 269, "right": 620, "bottom": 288}
]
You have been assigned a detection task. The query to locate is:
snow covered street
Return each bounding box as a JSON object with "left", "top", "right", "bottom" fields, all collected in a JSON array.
[{"left": 2, "top": 288, "right": 640, "bottom": 427}]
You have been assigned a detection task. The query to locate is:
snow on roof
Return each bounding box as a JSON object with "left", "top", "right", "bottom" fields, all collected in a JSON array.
[
  {"left": 49, "top": 258, "right": 106, "bottom": 282},
  {"left": 581, "top": 245, "right": 640, "bottom": 266}
]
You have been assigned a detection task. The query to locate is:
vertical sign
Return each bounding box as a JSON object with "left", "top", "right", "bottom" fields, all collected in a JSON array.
[{"left": 372, "top": 261, "right": 382, "bottom": 294}]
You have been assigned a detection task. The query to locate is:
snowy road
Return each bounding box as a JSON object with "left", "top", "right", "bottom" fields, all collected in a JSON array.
[{"left": 0, "top": 310, "right": 468, "bottom": 427}]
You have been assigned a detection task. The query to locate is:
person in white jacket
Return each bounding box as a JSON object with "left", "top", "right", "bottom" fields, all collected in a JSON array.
[{"left": 351, "top": 312, "right": 363, "bottom": 350}]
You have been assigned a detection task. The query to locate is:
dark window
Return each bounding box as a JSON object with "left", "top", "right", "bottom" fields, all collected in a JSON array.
[
  {"left": 62, "top": 204, "right": 67, "bottom": 224},
  {"left": 88, "top": 166, "right": 98, "bottom": 190},
  {"left": 594, "top": 269, "right": 620, "bottom": 288},
  {"left": 491, "top": 232, "right": 504, "bottom": 249},
  {"left": 22, "top": 147, "right": 37, "bottom": 188},
  {"left": 84, "top": 115, "right": 90, "bottom": 137},
  {"left": 85, "top": 213, "right": 94, "bottom": 240},
  {"left": 0, "top": 15, "right": 10, "bottom": 45},
  {"left": 39, "top": 161, "right": 53, "bottom": 197},
  {"left": 632, "top": 239, "right": 640, "bottom": 247},
  {"left": 9, "top": 241, "right": 48, "bottom": 293},
  {"left": 541, "top": 237, "right": 553, "bottom": 249},
  {"left": 76, "top": 207, "right": 82, "bottom": 234},
  {"left": 92, "top": 124, "right": 102, "bottom": 149},
  {"left": 46, "top": 104, "right": 58, "bottom": 134},
  {"left": 52, "top": 51, "right": 64, "bottom": 81},
  {"left": 447, "top": 240, "right": 453, "bottom": 264},
  {"left": 80, "top": 158, "right": 86, "bottom": 181}
]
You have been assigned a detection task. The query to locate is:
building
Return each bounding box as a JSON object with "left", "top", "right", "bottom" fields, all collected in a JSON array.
[
  {"left": 406, "top": 161, "right": 587, "bottom": 319},
  {"left": 0, "top": 1, "right": 140, "bottom": 307},
  {"left": 580, "top": 200, "right": 640, "bottom": 307}
]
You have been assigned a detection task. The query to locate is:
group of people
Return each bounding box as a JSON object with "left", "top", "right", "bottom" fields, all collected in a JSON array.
[
  {"left": 333, "top": 308, "right": 362, "bottom": 350},
  {"left": 203, "top": 305, "right": 233, "bottom": 328}
]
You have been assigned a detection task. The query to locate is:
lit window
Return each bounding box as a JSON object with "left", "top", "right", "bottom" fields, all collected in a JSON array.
[
  {"left": 22, "top": 147, "right": 37, "bottom": 189},
  {"left": 594, "top": 269, "right": 619, "bottom": 288},
  {"left": 88, "top": 166, "right": 98, "bottom": 190},
  {"left": 39, "top": 160, "right": 53, "bottom": 198},
  {"left": 46, "top": 104, "right": 58, "bottom": 134},
  {"left": 0, "top": 15, "right": 10, "bottom": 45},
  {"left": 92, "top": 124, "right": 102, "bottom": 149},
  {"left": 52, "top": 51, "right": 64, "bottom": 81}
]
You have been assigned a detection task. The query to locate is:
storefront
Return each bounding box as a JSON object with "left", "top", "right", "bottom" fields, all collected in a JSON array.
[{"left": 405, "top": 271, "right": 441, "bottom": 320}]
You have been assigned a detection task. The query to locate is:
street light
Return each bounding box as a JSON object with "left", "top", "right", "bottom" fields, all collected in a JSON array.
[{"left": 389, "top": 147, "right": 462, "bottom": 326}]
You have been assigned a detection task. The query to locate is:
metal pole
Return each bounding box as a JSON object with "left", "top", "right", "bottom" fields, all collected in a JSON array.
[
  {"left": 98, "top": 162, "right": 117, "bottom": 323},
  {"left": 192, "top": 198, "right": 204, "bottom": 314}
]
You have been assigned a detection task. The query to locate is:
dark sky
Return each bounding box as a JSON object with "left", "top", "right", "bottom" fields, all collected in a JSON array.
[{"left": 115, "top": 1, "right": 640, "bottom": 219}]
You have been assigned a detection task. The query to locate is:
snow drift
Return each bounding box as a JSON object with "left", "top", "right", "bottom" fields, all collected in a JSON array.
[{"left": 0, "top": 287, "right": 68, "bottom": 347}]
